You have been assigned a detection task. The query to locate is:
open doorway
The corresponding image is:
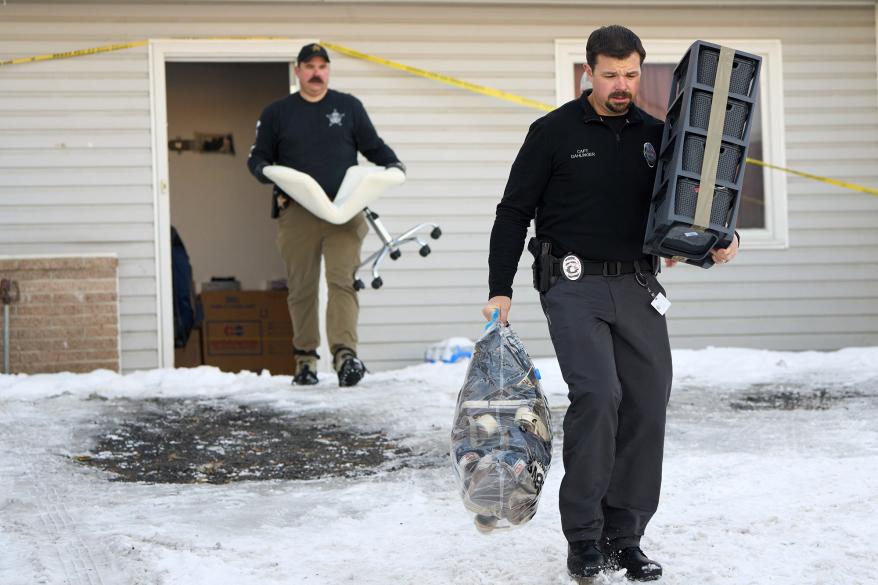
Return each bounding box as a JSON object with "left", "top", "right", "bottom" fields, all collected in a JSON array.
[
  {"left": 166, "top": 61, "right": 294, "bottom": 372},
  {"left": 167, "top": 62, "right": 288, "bottom": 295},
  {"left": 150, "top": 40, "right": 310, "bottom": 370}
]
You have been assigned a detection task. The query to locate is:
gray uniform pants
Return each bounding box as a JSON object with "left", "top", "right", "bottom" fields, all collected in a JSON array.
[{"left": 539, "top": 272, "right": 673, "bottom": 547}]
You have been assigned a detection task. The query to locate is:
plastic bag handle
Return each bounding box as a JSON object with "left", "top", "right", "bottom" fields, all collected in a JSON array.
[{"left": 484, "top": 307, "right": 500, "bottom": 331}]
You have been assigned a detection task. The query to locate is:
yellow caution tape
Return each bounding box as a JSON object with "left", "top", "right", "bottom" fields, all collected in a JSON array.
[
  {"left": 320, "top": 41, "right": 555, "bottom": 113},
  {"left": 0, "top": 40, "right": 148, "bottom": 66},
  {"left": 0, "top": 37, "right": 305, "bottom": 67},
  {"left": 746, "top": 158, "right": 878, "bottom": 197},
  {"left": 1, "top": 38, "right": 876, "bottom": 199},
  {"left": 322, "top": 42, "right": 877, "bottom": 199}
]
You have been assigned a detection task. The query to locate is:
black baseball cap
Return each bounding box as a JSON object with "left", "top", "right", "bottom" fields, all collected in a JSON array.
[{"left": 297, "top": 43, "right": 330, "bottom": 64}]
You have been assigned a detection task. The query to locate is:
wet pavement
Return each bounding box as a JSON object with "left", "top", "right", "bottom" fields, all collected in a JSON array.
[
  {"left": 73, "top": 398, "right": 429, "bottom": 483},
  {"left": 727, "top": 384, "right": 867, "bottom": 410},
  {"left": 69, "top": 380, "right": 878, "bottom": 484}
]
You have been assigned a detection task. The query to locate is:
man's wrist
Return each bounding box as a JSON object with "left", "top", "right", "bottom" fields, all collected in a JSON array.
[{"left": 488, "top": 289, "right": 512, "bottom": 300}]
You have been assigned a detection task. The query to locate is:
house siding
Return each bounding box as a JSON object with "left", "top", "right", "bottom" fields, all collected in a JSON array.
[{"left": 0, "top": 3, "right": 875, "bottom": 371}]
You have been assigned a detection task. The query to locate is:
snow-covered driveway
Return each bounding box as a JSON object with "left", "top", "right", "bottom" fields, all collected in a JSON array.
[{"left": 1, "top": 347, "right": 876, "bottom": 585}]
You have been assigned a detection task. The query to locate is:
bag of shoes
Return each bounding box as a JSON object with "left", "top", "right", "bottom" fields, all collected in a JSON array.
[{"left": 450, "top": 317, "right": 553, "bottom": 533}]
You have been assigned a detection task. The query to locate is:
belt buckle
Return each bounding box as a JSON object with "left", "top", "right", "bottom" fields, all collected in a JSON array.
[{"left": 602, "top": 261, "right": 623, "bottom": 277}]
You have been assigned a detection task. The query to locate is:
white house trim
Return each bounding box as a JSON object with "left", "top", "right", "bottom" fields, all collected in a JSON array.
[{"left": 148, "top": 38, "right": 309, "bottom": 368}]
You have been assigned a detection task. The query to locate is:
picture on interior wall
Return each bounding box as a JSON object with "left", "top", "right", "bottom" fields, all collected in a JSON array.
[
  {"left": 573, "top": 61, "right": 765, "bottom": 229},
  {"left": 168, "top": 132, "right": 236, "bottom": 155}
]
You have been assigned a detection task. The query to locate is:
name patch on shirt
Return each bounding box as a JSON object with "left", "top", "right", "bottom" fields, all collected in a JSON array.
[{"left": 570, "top": 148, "right": 596, "bottom": 159}]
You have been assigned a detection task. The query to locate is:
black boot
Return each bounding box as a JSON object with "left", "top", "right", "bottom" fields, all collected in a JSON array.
[
  {"left": 293, "top": 362, "right": 318, "bottom": 386},
  {"left": 567, "top": 540, "right": 607, "bottom": 580},
  {"left": 292, "top": 351, "right": 319, "bottom": 386},
  {"left": 334, "top": 347, "right": 366, "bottom": 387},
  {"left": 606, "top": 546, "right": 662, "bottom": 581}
]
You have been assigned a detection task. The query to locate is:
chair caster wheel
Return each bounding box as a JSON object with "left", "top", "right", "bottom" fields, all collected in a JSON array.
[
  {"left": 390, "top": 249, "right": 401, "bottom": 260},
  {"left": 371, "top": 277, "right": 383, "bottom": 289},
  {"left": 353, "top": 279, "right": 365, "bottom": 291},
  {"left": 419, "top": 245, "right": 431, "bottom": 257},
  {"left": 430, "top": 227, "right": 442, "bottom": 240}
]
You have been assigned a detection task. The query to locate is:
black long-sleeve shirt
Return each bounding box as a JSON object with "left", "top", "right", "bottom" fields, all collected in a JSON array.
[
  {"left": 247, "top": 89, "right": 401, "bottom": 217},
  {"left": 488, "top": 91, "right": 664, "bottom": 298}
]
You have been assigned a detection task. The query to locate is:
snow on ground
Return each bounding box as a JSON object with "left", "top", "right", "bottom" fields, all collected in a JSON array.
[{"left": 1, "top": 346, "right": 877, "bottom": 585}]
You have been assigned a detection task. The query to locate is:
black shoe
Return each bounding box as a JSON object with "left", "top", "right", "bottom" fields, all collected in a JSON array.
[
  {"left": 334, "top": 349, "right": 366, "bottom": 387},
  {"left": 567, "top": 540, "right": 607, "bottom": 580},
  {"left": 606, "top": 546, "right": 662, "bottom": 581},
  {"left": 292, "top": 363, "right": 318, "bottom": 386}
]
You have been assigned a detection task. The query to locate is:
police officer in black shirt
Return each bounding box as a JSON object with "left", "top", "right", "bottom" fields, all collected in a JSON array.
[
  {"left": 484, "top": 26, "right": 738, "bottom": 581},
  {"left": 248, "top": 43, "right": 404, "bottom": 387}
]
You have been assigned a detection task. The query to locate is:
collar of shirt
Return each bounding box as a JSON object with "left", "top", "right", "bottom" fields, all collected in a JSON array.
[{"left": 578, "top": 89, "right": 645, "bottom": 126}]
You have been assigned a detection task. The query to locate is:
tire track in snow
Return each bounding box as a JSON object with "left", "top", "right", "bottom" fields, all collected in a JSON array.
[{"left": 0, "top": 403, "right": 119, "bottom": 585}]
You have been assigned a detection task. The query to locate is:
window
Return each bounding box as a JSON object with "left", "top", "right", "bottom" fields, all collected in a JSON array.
[{"left": 556, "top": 39, "right": 788, "bottom": 248}]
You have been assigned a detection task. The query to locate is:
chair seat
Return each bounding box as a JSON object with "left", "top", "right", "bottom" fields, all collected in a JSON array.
[{"left": 262, "top": 164, "right": 405, "bottom": 224}]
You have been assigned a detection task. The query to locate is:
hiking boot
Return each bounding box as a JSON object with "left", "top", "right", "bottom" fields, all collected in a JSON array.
[
  {"left": 292, "top": 355, "right": 319, "bottom": 386},
  {"left": 334, "top": 347, "right": 366, "bottom": 387},
  {"left": 567, "top": 540, "right": 607, "bottom": 580},
  {"left": 606, "top": 546, "right": 662, "bottom": 581}
]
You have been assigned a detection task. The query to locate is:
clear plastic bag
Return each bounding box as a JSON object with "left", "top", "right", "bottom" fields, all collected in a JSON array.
[{"left": 450, "top": 319, "right": 553, "bottom": 533}]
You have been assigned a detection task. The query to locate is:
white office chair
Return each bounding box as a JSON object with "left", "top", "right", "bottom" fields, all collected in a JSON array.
[{"left": 262, "top": 164, "right": 441, "bottom": 290}]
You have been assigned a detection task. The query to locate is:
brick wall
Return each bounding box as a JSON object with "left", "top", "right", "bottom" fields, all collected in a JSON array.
[{"left": 0, "top": 257, "right": 120, "bottom": 374}]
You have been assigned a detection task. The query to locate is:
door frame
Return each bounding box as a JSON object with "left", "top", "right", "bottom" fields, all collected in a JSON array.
[{"left": 148, "top": 38, "right": 308, "bottom": 367}]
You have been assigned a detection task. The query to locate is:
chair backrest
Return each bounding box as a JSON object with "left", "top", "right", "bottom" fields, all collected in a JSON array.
[{"left": 334, "top": 166, "right": 386, "bottom": 206}]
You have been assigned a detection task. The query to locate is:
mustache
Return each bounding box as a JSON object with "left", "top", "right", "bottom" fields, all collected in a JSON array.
[
  {"left": 609, "top": 91, "right": 632, "bottom": 99},
  {"left": 308, "top": 76, "right": 324, "bottom": 84}
]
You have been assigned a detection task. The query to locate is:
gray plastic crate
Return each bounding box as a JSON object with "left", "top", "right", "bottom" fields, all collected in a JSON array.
[
  {"left": 660, "top": 133, "right": 743, "bottom": 185},
  {"left": 690, "top": 91, "right": 750, "bottom": 140},
  {"left": 682, "top": 135, "right": 743, "bottom": 183},
  {"left": 674, "top": 177, "right": 735, "bottom": 227},
  {"left": 671, "top": 45, "right": 760, "bottom": 100},
  {"left": 644, "top": 40, "right": 762, "bottom": 268},
  {"left": 698, "top": 47, "right": 758, "bottom": 97}
]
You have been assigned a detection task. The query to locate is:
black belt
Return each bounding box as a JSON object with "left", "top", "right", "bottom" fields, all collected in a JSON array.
[{"left": 549, "top": 254, "right": 658, "bottom": 281}]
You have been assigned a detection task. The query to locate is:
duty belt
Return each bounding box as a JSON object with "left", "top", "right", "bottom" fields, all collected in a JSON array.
[
  {"left": 550, "top": 254, "right": 658, "bottom": 281},
  {"left": 527, "top": 237, "right": 659, "bottom": 294}
]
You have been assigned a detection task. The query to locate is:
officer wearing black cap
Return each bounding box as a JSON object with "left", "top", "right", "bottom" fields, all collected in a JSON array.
[
  {"left": 247, "top": 43, "right": 405, "bottom": 387},
  {"left": 297, "top": 42, "right": 330, "bottom": 64},
  {"left": 483, "top": 25, "right": 738, "bottom": 582}
]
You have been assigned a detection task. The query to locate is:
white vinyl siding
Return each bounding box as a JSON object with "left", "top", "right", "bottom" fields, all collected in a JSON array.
[
  {"left": 0, "top": 40, "right": 156, "bottom": 370},
  {"left": 0, "top": 3, "right": 876, "bottom": 372}
]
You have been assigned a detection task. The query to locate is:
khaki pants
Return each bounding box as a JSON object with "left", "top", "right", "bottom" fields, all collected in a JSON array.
[{"left": 276, "top": 201, "right": 368, "bottom": 358}]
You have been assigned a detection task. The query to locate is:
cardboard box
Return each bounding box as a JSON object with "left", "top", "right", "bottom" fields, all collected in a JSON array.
[
  {"left": 201, "top": 278, "right": 242, "bottom": 292},
  {"left": 199, "top": 291, "right": 295, "bottom": 375},
  {"left": 174, "top": 327, "right": 203, "bottom": 368}
]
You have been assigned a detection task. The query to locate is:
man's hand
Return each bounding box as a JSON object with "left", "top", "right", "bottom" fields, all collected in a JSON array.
[
  {"left": 663, "top": 232, "right": 740, "bottom": 268},
  {"left": 386, "top": 161, "right": 407, "bottom": 174},
  {"left": 482, "top": 296, "right": 511, "bottom": 325},
  {"left": 711, "top": 232, "right": 739, "bottom": 265}
]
